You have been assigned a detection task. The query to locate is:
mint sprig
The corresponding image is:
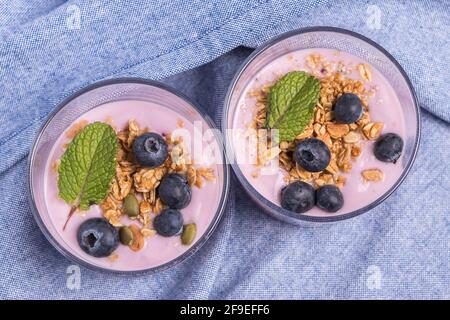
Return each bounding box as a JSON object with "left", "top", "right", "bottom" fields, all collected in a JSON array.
[
  {"left": 266, "top": 71, "right": 320, "bottom": 141},
  {"left": 58, "top": 122, "right": 118, "bottom": 230}
]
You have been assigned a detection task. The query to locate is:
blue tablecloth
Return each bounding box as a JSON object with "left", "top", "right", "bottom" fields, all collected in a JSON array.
[{"left": 0, "top": 0, "right": 449, "bottom": 299}]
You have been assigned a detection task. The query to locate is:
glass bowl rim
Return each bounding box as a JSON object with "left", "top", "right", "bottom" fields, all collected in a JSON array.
[
  {"left": 222, "top": 26, "right": 420, "bottom": 223},
  {"left": 27, "top": 77, "right": 230, "bottom": 274}
]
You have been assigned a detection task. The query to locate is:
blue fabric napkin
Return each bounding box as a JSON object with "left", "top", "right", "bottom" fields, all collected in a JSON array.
[{"left": 0, "top": 0, "right": 449, "bottom": 299}]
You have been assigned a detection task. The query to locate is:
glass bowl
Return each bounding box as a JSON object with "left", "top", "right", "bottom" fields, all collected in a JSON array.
[
  {"left": 223, "top": 26, "right": 420, "bottom": 225},
  {"left": 28, "top": 78, "right": 229, "bottom": 273}
]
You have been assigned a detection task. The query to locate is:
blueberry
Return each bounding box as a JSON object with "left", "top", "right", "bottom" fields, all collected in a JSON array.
[
  {"left": 153, "top": 208, "right": 184, "bottom": 237},
  {"left": 77, "top": 218, "right": 119, "bottom": 257},
  {"left": 334, "top": 93, "right": 363, "bottom": 124},
  {"left": 374, "top": 133, "right": 404, "bottom": 163},
  {"left": 158, "top": 173, "right": 192, "bottom": 209},
  {"left": 294, "top": 138, "right": 331, "bottom": 172},
  {"left": 132, "top": 132, "right": 168, "bottom": 168},
  {"left": 280, "top": 181, "right": 315, "bottom": 213},
  {"left": 316, "top": 185, "right": 344, "bottom": 213}
]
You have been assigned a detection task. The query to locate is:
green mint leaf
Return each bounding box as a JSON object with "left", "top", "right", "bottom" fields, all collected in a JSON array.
[
  {"left": 267, "top": 71, "right": 320, "bottom": 141},
  {"left": 58, "top": 122, "right": 118, "bottom": 211}
]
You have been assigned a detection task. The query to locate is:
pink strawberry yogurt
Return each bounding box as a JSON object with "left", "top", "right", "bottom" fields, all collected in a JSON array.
[
  {"left": 230, "top": 48, "right": 407, "bottom": 217},
  {"left": 42, "top": 99, "right": 225, "bottom": 271}
]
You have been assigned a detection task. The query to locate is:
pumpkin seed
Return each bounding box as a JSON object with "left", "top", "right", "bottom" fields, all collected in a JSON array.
[
  {"left": 123, "top": 194, "right": 139, "bottom": 217},
  {"left": 119, "top": 226, "right": 134, "bottom": 246},
  {"left": 181, "top": 223, "right": 197, "bottom": 245}
]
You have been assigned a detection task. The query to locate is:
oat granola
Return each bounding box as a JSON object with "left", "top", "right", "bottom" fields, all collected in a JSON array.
[
  {"left": 361, "top": 169, "right": 384, "bottom": 182},
  {"left": 98, "top": 119, "right": 215, "bottom": 250},
  {"left": 249, "top": 53, "right": 385, "bottom": 189}
]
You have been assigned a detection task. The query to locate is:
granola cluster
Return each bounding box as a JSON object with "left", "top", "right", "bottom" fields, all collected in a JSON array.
[
  {"left": 99, "top": 119, "right": 215, "bottom": 239},
  {"left": 249, "top": 53, "right": 386, "bottom": 188}
]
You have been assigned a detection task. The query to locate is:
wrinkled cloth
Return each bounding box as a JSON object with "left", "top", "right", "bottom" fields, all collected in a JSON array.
[{"left": 0, "top": 0, "right": 449, "bottom": 299}]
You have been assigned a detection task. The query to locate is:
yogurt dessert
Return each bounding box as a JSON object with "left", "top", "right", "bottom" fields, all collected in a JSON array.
[
  {"left": 30, "top": 82, "right": 227, "bottom": 272},
  {"left": 230, "top": 48, "right": 407, "bottom": 217}
]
